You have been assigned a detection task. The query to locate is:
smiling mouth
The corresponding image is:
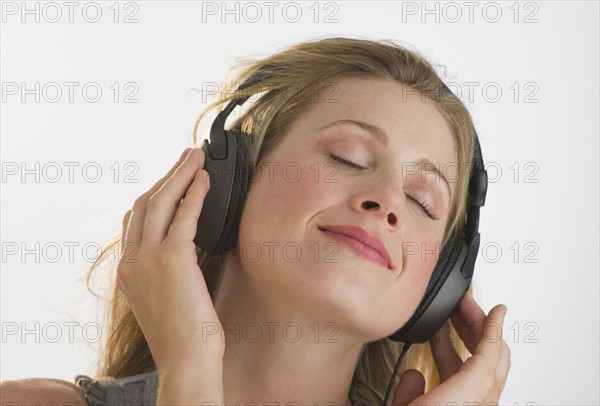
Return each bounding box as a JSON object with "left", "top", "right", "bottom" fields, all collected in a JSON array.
[{"left": 319, "top": 228, "right": 392, "bottom": 270}]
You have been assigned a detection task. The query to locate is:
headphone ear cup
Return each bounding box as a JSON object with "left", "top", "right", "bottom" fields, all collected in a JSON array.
[
  {"left": 388, "top": 234, "right": 467, "bottom": 343},
  {"left": 194, "top": 129, "right": 253, "bottom": 254},
  {"left": 219, "top": 129, "right": 253, "bottom": 252},
  {"left": 424, "top": 236, "right": 460, "bottom": 295}
]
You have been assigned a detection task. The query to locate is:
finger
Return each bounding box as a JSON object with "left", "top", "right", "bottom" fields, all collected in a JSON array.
[
  {"left": 497, "top": 339, "right": 512, "bottom": 392},
  {"left": 116, "top": 228, "right": 130, "bottom": 296},
  {"left": 121, "top": 210, "right": 133, "bottom": 255},
  {"left": 120, "top": 209, "right": 141, "bottom": 265},
  {"left": 429, "top": 319, "right": 463, "bottom": 383},
  {"left": 473, "top": 304, "right": 507, "bottom": 365},
  {"left": 126, "top": 148, "right": 191, "bottom": 250},
  {"left": 392, "top": 369, "right": 425, "bottom": 406},
  {"left": 142, "top": 148, "right": 207, "bottom": 246},
  {"left": 168, "top": 168, "right": 210, "bottom": 243},
  {"left": 464, "top": 305, "right": 508, "bottom": 397},
  {"left": 449, "top": 292, "right": 486, "bottom": 355}
]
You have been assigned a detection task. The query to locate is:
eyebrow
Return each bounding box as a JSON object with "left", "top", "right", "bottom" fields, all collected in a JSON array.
[
  {"left": 316, "top": 118, "right": 452, "bottom": 201},
  {"left": 317, "top": 119, "right": 389, "bottom": 147}
]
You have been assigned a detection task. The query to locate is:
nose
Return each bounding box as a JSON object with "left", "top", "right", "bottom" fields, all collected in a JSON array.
[{"left": 350, "top": 183, "right": 406, "bottom": 227}]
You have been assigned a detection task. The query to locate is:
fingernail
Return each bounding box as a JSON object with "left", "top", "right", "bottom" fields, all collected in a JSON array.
[{"left": 186, "top": 148, "right": 196, "bottom": 159}]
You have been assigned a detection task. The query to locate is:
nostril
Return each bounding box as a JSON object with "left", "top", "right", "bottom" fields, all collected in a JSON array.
[
  {"left": 362, "top": 201, "right": 379, "bottom": 210},
  {"left": 388, "top": 213, "right": 397, "bottom": 225}
]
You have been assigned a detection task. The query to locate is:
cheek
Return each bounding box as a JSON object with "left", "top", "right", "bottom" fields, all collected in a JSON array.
[
  {"left": 392, "top": 228, "right": 443, "bottom": 318},
  {"left": 238, "top": 159, "right": 339, "bottom": 250},
  {"left": 401, "top": 213, "right": 445, "bottom": 274},
  {"left": 406, "top": 228, "right": 443, "bottom": 282},
  {"left": 364, "top": 230, "right": 446, "bottom": 340}
]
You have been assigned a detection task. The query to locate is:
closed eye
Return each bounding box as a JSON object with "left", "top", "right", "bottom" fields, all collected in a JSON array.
[
  {"left": 407, "top": 193, "right": 437, "bottom": 220},
  {"left": 329, "top": 154, "right": 367, "bottom": 170}
]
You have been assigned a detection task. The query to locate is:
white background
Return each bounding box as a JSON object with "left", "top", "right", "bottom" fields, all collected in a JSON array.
[{"left": 1, "top": 1, "right": 598, "bottom": 405}]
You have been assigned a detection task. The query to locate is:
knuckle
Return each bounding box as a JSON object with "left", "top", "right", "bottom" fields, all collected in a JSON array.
[
  {"left": 176, "top": 204, "right": 193, "bottom": 218},
  {"left": 133, "top": 194, "right": 148, "bottom": 208},
  {"left": 151, "top": 246, "right": 171, "bottom": 268},
  {"left": 147, "top": 192, "right": 161, "bottom": 206},
  {"left": 116, "top": 262, "right": 130, "bottom": 280},
  {"left": 122, "top": 210, "right": 132, "bottom": 224},
  {"left": 172, "top": 207, "right": 195, "bottom": 227},
  {"left": 504, "top": 342, "right": 512, "bottom": 360},
  {"left": 137, "top": 254, "right": 154, "bottom": 271},
  {"left": 155, "top": 250, "right": 171, "bottom": 269},
  {"left": 476, "top": 355, "right": 496, "bottom": 382},
  {"left": 121, "top": 241, "right": 140, "bottom": 261},
  {"left": 484, "top": 366, "right": 496, "bottom": 387},
  {"left": 147, "top": 191, "right": 170, "bottom": 209}
]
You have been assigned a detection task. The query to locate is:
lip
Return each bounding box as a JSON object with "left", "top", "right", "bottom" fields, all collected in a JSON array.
[{"left": 318, "top": 224, "right": 394, "bottom": 270}]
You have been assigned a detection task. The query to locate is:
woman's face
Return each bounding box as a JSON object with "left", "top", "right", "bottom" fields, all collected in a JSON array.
[{"left": 236, "top": 77, "right": 457, "bottom": 342}]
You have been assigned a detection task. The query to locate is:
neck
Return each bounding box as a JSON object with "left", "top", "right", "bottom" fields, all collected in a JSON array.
[{"left": 212, "top": 254, "right": 364, "bottom": 405}]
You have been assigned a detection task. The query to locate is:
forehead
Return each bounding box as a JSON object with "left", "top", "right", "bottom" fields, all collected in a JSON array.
[{"left": 289, "top": 77, "right": 456, "bottom": 173}]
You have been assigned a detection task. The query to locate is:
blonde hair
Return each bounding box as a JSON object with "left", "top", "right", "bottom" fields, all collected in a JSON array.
[{"left": 84, "top": 36, "right": 477, "bottom": 403}]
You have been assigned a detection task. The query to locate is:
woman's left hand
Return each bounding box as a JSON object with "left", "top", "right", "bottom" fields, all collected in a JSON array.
[{"left": 392, "top": 293, "right": 511, "bottom": 406}]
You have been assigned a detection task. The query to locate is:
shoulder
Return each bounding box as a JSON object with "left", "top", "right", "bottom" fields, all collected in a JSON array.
[
  {"left": 73, "top": 370, "right": 158, "bottom": 406},
  {"left": 0, "top": 377, "right": 88, "bottom": 405}
]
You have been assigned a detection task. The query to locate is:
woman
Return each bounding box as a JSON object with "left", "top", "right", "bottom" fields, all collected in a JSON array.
[{"left": 2, "top": 37, "right": 510, "bottom": 405}]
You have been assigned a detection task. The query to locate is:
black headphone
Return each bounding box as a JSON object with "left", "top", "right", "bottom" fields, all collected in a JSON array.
[{"left": 193, "top": 67, "right": 488, "bottom": 347}]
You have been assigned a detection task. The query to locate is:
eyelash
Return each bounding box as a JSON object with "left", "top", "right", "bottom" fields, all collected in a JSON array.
[
  {"left": 329, "top": 153, "right": 367, "bottom": 170},
  {"left": 407, "top": 194, "right": 437, "bottom": 220},
  {"left": 329, "top": 153, "right": 437, "bottom": 220}
]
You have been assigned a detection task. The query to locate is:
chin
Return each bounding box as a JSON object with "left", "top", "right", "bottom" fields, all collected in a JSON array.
[
  {"left": 311, "top": 262, "right": 425, "bottom": 340},
  {"left": 291, "top": 260, "right": 402, "bottom": 338},
  {"left": 239, "top": 248, "right": 415, "bottom": 341}
]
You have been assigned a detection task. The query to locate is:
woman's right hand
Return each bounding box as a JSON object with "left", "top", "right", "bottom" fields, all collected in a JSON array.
[{"left": 117, "top": 147, "right": 225, "bottom": 374}]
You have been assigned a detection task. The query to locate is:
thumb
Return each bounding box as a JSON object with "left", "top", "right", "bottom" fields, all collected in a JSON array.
[{"left": 392, "top": 368, "right": 425, "bottom": 406}]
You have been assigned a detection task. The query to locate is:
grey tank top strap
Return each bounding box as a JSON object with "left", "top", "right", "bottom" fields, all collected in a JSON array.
[
  {"left": 349, "top": 378, "right": 371, "bottom": 406},
  {"left": 74, "top": 369, "right": 158, "bottom": 406},
  {"left": 75, "top": 369, "right": 370, "bottom": 405}
]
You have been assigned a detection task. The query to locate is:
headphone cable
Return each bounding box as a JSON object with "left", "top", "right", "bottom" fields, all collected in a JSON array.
[{"left": 382, "top": 342, "right": 413, "bottom": 406}]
